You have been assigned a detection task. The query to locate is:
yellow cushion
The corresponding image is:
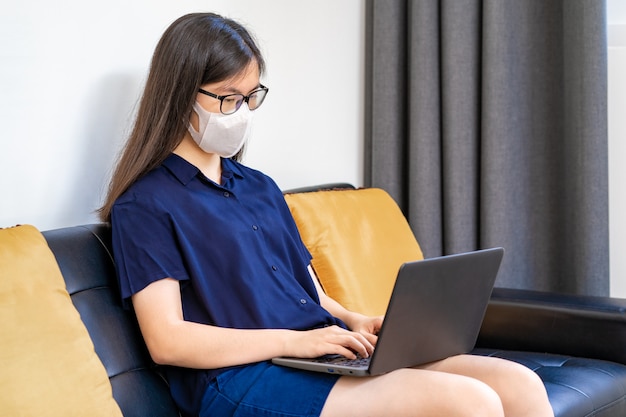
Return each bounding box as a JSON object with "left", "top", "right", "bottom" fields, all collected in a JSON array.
[
  {"left": 285, "top": 188, "right": 423, "bottom": 316},
  {"left": 0, "top": 225, "right": 122, "bottom": 416}
]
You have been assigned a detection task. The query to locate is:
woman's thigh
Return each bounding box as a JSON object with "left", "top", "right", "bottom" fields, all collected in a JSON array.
[
  {"left": 321, "top": 354, "right": 551, "bottom": 417},
  {"left": 418, "top": 354, "right": 551, "bottom": 416},
  {"left": 320, "top": 364, "right": 504, "bottom": 417}
]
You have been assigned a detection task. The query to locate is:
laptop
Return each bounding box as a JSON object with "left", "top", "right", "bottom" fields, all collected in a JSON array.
[{"left": 272, "top": 247, "right": 504, "bottom": 376}]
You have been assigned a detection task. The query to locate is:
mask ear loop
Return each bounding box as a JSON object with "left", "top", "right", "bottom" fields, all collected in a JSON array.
[
  {"left": 187, "top": 102, "right": 212, "bottom": 145},
  {"left": 192, "top": 102, "right": 211, "bottom": 133}
]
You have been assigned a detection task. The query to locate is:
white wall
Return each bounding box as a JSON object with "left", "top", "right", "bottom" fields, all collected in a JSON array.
[
  {"left": 0, "top": 0, "right": 364, "bottom": 231},
  {"left": 2, "top": 1, "right": 625, "bottom": 297},
  {"left": 608, "top": 0, "right": 626, "bottom": 297}
]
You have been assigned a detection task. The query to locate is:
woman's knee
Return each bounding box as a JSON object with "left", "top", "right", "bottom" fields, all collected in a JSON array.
[
  {"left": 499, "top": 363, "right": 552, "bottom": 416},
  {"left": 323, "top": 368, "right": 507, "bottom": 417}
]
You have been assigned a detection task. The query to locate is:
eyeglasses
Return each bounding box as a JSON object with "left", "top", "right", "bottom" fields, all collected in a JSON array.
[{"left": 198, "top": 84, "right": 269, "bottom": 115}]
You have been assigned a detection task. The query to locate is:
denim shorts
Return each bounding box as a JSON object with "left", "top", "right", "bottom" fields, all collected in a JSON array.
[{"left": 200, "top": 361, "right": 340, "bottom": 417}]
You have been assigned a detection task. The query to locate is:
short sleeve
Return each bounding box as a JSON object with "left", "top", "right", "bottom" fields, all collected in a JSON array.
[{"left": 111, "top": 191, "right": 189, "bottom": 302}]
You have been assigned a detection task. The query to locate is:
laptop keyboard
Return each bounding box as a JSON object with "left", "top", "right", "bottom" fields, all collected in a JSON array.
[{"left": 312, "top": 354, "right": 371, "bottom": 368}]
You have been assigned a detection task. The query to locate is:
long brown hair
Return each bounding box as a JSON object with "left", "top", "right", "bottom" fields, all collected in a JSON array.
[{"left": 99, "top": 13, "right": 265, "bottom": 221}]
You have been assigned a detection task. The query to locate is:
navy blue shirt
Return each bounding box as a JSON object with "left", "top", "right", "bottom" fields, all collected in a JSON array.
[{"left": 111, "top": 154, "right": 344, "bottom": 416}]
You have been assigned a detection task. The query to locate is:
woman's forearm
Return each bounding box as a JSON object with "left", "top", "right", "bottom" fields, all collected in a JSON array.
[
  {"left": 133, "top": 276, "right": 374, "bottom": 369},
  {"left": 132, "top": 277, "right": 296, "bottom": 369},
  {"left": 144, "top": 320, "right": 294, "bottom": 368}
]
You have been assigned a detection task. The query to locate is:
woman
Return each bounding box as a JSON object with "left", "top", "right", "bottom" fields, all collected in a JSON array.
[{"left": 100, "top": 12, "right": 553, "bottom": 417}]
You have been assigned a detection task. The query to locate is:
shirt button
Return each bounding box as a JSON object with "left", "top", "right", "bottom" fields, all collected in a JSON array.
[
  {"left": 252, "top": 225, "right": 258, "bottom": 231},
  {"left": 223, "top": 191, "right": 230, "bottom": 198},
  {"left": 300, "top": 298, "right": 307, "bottom": 305},
  {"left": 271, "top": 265, "right": 278, "bottom": 271}
]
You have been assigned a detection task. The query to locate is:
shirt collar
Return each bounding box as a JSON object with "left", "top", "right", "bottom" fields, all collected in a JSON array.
[
  {"left": 222, "top": 158, "right": 246, "bottom": 183},
  {"left": 162, "top": 154, "right": 245, "bottom": 186}
]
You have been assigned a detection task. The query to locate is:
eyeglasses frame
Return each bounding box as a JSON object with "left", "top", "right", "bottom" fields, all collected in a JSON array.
[{"left": 197, "top": 84, "right": 269, "bottom": 115}]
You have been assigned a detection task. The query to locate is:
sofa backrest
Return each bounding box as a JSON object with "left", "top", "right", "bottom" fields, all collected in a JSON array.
[{"left": 43, "top": 224, "right": 180, "bottom": 417}]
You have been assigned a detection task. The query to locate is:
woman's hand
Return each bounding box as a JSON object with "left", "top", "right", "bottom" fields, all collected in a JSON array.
[
  {"left": 307, "top": 265, "right": 384, "bottom": 348},
  {"left": 348, "top": 315, "right": 384, "bottom": 347},
  {"left": 284, "top": 325, "right": 375, "bottom": 360}
]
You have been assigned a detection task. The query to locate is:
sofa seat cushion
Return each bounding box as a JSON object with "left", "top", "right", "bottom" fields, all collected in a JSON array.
[
  {"left": 0, "top": 225, "right": 122, "bottom": 416},
  {"left": 284, "top": 188, "right": 423, "bottom": 316},
  {"left": 474, "top": 348, "right": 626, "bottom": 417}
]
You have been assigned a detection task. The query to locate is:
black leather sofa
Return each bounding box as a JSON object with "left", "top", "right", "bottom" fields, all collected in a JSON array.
[{"left": 43, "top": 189, "right": 626, "bottom": 416}]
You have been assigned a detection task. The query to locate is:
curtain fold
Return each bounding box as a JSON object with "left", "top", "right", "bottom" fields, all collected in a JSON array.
[{"left": 365, "top": 0, "right": 609, "bottom": 295}]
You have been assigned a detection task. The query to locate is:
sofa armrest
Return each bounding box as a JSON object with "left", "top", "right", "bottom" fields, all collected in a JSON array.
[{"left": 477, "top": 287, "right": 626, "bottom": 365}]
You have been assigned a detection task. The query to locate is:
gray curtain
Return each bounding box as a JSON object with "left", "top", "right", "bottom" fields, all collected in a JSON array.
[{"left": 364, "top": 0, "right": 609, "bottom": 295}]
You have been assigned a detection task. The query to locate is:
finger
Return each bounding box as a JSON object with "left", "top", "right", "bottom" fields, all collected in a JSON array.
[
  {"left": 344, "top": 331, "right": 375, "bottom": 358},
  {"left": 325, "top": 327, "right": 374, "bottom": 358},
  {"left": 372, "top": 316, "right": 384, "bottom": 333},
  {"left": 361, "top": 331, "right": 378, "bottom": 348},
  {"left": 334, "top": 345, "right": 360, "bottom": 360}
]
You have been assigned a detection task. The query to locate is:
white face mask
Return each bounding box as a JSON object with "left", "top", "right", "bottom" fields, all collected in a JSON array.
[{"left": 187, "top": 102, "right": 254, "bottom": 158}]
